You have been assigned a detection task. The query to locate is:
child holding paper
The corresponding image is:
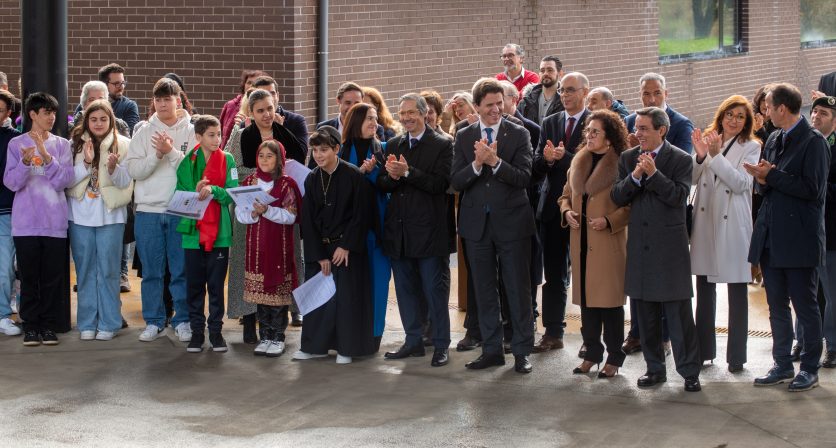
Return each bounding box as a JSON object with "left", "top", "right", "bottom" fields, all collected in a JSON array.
[
  {"left": 175, "top": 115, "right": 238, "bottom": 353},
  {"left": 235, "top": 140, "right": 301, "bottom": 357}
]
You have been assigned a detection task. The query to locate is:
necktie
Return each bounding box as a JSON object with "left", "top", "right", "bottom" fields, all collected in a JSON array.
[
  {"left": 410, "top": 137, "right": 418, "bottom": 149},
  {"left": 564, "top": 116, "right": 576, "bottom": 146},
  {"left": 485, "top": 127, "right": 494, "bottom": 144}
]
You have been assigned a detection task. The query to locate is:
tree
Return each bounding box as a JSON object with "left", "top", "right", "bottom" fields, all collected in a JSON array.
[{"left": 691, "top": 0, "right": 717, "bottom": 38}]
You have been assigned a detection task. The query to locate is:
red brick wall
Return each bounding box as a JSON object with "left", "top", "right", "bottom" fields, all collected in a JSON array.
[{"left": 1, "top": 0, "right": 833, "bottom": 131}]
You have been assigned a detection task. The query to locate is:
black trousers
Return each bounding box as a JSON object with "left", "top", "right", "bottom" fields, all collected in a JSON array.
[
  {"left": 580, "top": 304, "right": 626, "bottom": 366},
  {"left": 540, "top": 218, "right": 570, "bottom": 337},
  {"left": 464, "top": 218, "right": 533, "bottom": 356},
  {"left": 185, "top": 247, "right": 229, "bottom": 334},
  {"left": 695, "top": 276, "right": 748, "bottom": 365},
  {"left": 258, "top": 304, "right": 289, "bottom": 341},
  {"left": 636, "top": 299, "right": 700, "bottom": 378},
  {"left": 15, "top": 236, "right": 68, "bottom": 332}
]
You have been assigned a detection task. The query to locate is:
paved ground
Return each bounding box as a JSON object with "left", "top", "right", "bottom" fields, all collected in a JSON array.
[{"left": 1, "top": 270, "right": 835, "bottom": 447}]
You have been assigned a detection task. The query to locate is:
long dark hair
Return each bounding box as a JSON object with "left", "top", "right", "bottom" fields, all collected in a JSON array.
[
  {"left": 70, "top": 99, "right": 118, "bottom": 167},
  {"left": 342, "top": 102, "right": 376, "bottom": 144},
  {"left": 258, "top": 140, "right": 285, "bottom": 179}
]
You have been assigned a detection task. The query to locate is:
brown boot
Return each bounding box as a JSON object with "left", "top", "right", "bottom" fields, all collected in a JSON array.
[
  {"left": 622, "top": 335, "right": 642, "bottom": 354},
  {"left": 531, "top": 334, "right": 564, "bottom": 353}
]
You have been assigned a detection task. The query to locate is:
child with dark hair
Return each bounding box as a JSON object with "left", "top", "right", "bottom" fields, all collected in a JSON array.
[
  {"left": 3, "top": 92, "right": 74, "bottom": 346},
  {"left": 175, "top": 115, "right": 238, "bottom": 353},
  {"left": 235, "top": 140, "right": 302, "bottom": 357}
]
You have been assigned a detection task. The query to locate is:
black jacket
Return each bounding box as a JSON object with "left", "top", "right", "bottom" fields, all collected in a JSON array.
[
  {"left": 377, "top": 130, "right": 452, "bottom": 258},
  {"left": 514, "top": 109, "right": 541, "bottom": 151},
  {"left": 748, "top": 118, "right": 830, "bottom": 267},
  {"left": 533, "top": 110, "right": 589, "bottom": 222},
  {"left": 824, "top": 134, "right": 836, "bottom": 250},
  {"left": 819, "top": 71, "right": 836, "bottom": 97},
  {"left": 0, "top": 127, "right": 21, "bottom": 214},
  {"left": 518, "top": 84, "right": 564, "bottom": 126}
]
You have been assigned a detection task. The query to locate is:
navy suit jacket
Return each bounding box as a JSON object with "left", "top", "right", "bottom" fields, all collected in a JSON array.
[
  {"left": 626, "top": 106, "right": 694, "bottom": 154},
  {"left": 533, "top": 109, "right": 589, "bottom": 222},
  {"left": 514, "top": 109, "right": 541, "bottom": 151}
]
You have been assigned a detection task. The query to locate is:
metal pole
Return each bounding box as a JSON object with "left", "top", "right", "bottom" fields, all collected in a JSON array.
[
  {"left": 317, "top": 0, "right": 329, "bottom": 123},
  {"left": 21, "top": 0, "right": 68, "bottom": 137}
]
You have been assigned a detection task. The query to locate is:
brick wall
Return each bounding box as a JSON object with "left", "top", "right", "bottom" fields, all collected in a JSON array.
[{"left": 0, "top": 0, "right": 833, "bottom": 131}]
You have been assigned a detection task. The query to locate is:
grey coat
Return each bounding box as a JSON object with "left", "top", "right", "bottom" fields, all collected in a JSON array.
[{"left": 611, "top": 142, "right": 693, "bottom": 301}]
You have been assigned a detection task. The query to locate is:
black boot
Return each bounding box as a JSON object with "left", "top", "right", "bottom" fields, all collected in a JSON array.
[{"left": 242, "top": 313, "right": 257, "bottom": 344}]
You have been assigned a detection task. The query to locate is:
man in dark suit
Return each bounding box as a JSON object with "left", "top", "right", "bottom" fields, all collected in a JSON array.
[
  {"left": 745, "top": 84, "right": 830, "bottom": 392},
  {"left": 379, "top": 93, "right": 453, "bottom": 367},
  {"left": 818, "top": 71, "right": 836, "bottom": 97},
  {"left": 316, "top": 82, "right": 384, "bottom": 142},
  {"left": 611, "top": 107, "right": 701, "bottom": 392},
  {"left": 624, "top": 73, "right": 694, "bottom": 154},
  {"left": 621, "top": 72, "right": 694, "bottom": 355},
  {"left": 531, "top": 72, "right": 590, "bottom": 353},
  {"left": 451, "top": 78, "right": 536, "bottom": 374}
]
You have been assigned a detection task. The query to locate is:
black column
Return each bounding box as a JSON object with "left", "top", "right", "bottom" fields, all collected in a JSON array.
[{"left": 21, "top": 0, "right": 71, "bottom": 333}]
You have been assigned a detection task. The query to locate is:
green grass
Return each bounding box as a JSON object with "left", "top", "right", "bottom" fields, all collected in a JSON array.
[{"left": 659, "top": 36, "right": 736, "bottom": 56}]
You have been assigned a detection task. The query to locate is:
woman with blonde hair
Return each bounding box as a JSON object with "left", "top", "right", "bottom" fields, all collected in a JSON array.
[
  {"left": 690, "top": 94, "right": 761, "bottom": 373},
  {"left": 362, "top": 86, "right": 402, "bottom": 140},
  {"left": 439, "top": 91, "right": 476, "bottom": 136}
]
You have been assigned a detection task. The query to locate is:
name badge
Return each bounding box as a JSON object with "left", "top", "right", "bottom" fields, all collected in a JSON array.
[{"left": 230, "top": 168, "right": 238, "bottom": 180}]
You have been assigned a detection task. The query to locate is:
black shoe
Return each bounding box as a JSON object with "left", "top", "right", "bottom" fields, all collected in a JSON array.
[
  {"left": 384, "top": 343, "right": 425, "bottom": 360},
  {"left": 465, "top": 353, "right": 506, "bottom": 370},
  {"left": 577, "top": 344, "right": 587, "bottom": 359},
  {"left": 503, "top": 341, "right": 512, "bottom": 354},
  {"left": 788, "top": 371, "right": 819, "bottom": 392},
  {"left": 23, "top": 330, "right": 41, "bottom": 346},
  {"left": 422, "top": 335, "right": 433, "bottom": 347},
  {"left": 728, "top": 363, "right": 744, "bottom": 373},
  {"left": 242, "top": 313, "right": 257, "bottom": 344},
  {"left": 431, "top": 348, "right": 449, "bottom": 367},
  {"left": 209, "top": 333, "right": 228, "bottom": 352},
  {"left": 121, "top": 318, "right": 129, "bottom": 329},
  {"left": 684, "top": 376, "right": 702, "bottom": 392},
  {"left": 40, "top": 329, "right": 59, "bottom": 346},
  {"left": 187, "top": 333, "right": 205, "bottom": 353},
  {"left": 637, "top": 371, "right": 667, "bottom": 388},
  {"left": 753, "top": 365, "right": 795, "bottom": 386},
  {"left": 290, "top": 313, "right": 303, "bottom": 327},
  {"left": 822, "top": 351, "right": 836, "bottom": 368},
  {"left": 514, "top": 355, "right": 533, "bottom": 374},
  {"left": 456, "top": 333, "right": 482, "bottom": 352},
  {"left": 790, "top": 344, "right": 801, "bottom": 362}
]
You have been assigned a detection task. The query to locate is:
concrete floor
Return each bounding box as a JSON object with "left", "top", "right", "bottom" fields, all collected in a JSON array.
[{"left": 1, "top": 269, "right": 835, "bottom": 447}]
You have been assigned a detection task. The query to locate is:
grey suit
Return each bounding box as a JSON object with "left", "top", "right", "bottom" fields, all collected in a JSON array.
[
  {"left": 611, "top": 142, "right": 700, "bottom": 378},
  {"left": 451, "top": 119, "right": 536, "bottom": 356}
]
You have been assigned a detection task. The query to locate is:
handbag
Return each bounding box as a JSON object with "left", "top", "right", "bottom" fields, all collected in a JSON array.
[{"left": 687, "top": 134, "right": 739, "bottom": 238}]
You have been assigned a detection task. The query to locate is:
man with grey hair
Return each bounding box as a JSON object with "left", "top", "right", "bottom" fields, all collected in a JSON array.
[
  {"left": 611, "top": 106, "right": 701, "bottom": 392},
  {"left": 586, "top": 86, "right": 631, "bottom": 120},
  {"left": 624, "top": 72, "right": 694, "bottom": 154},
  {"left": 496, "top": 43, "right": 540, "bottom": 96},
  {"left": 72, "top": 81, "right": 130, "bottom": 137},
  {"left": 380, "top": 93, "right": 454, "bottom": 367}
]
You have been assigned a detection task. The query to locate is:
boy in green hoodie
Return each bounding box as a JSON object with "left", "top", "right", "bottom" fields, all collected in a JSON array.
[{"left": 176, "top": 115, "right": 238, "bottom": 353}]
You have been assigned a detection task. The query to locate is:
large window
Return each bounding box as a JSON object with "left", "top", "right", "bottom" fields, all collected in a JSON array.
[
  {"left": 801, "top": 0, "right": 836, "bottom": 47},
  {"left": 659, "top": 0, "right": 742, "bottom": 60}
]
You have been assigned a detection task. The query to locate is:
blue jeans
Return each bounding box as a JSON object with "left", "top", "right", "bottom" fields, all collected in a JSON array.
[
  {"left": 0, "top": 214, "right": 15, "bottom": 319},
  {"left": 134, "top": 212, "right": 188, "bottom": 328},
  {"left": 391, "top": 256, "right": 451, "bottom": 349},
  {"left": 70, "top": 222, "right": 124, "bottom": 332}
]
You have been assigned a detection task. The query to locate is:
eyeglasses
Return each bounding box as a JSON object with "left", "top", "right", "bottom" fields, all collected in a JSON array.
[
  {"left": 108, "top": 81, "right": 127, "bottom": 87},
  {"left": 584, "top": 128, "right": 602, "bottom": 137},
  {"left": 724, "top": 111, "right": 747, "bottom": 122},
  {"left": 500, "top": 53, "right": 517, "bottom": 60},
  {"left": 557, "top": 87, "right": 583, "bottom": 95},
  {"left": 398, "top": 109, "right": 420, "bottom": 117}
]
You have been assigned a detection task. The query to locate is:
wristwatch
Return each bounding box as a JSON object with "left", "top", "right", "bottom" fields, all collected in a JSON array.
[{"left": 403, "top": 169, "right": 410, "bottom": 178}]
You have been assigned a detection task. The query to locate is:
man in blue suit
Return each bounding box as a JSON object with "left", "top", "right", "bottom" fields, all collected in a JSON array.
[
  {"left": 746, "top": 83, "right": 830, "bottom": 392},
  {"left": 624, "top": 73, "right": 694, "bottom": 154}
]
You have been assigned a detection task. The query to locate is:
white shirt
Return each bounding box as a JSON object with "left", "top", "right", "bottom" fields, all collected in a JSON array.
[
  {"left": 472, "top": 120, "right": 503, "bottom": 175},
  {"left": 564, "top": 109, "right": 586, "bottom": 135},
  {"left": 67, "top": 162, "right": 132, "bottom": 226},
  {"left": 408, "top": 129, "right": 425, "bottom": 146},
  {"left": 234, "top": 177, "right": 297, "bottom": 225}
]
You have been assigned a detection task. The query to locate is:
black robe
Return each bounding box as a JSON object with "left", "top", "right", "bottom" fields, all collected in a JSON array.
[{"left": 300, "top": 160, "right": 377, "bottom": 356}]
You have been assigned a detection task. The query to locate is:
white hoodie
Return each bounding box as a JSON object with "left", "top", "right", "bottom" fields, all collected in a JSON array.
[{"left": 126, "top": 112, "right": 195, "bottom": 213}]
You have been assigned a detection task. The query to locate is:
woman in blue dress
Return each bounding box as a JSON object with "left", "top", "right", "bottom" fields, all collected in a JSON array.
[{"left": 340, "top": 103, "right": 390, "bottom": 349}]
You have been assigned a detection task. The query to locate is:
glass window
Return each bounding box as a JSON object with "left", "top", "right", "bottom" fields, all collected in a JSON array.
[
  {"left": 659, "top": 0, "right": 741, "bottom": 59},
  {"left": 801, "top": 0, "right": 836, "bottom": 47}
]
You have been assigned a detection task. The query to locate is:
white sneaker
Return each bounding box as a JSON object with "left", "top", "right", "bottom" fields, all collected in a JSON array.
[
  {"left": 174, "top": 322, "right": 192, "bottom": 342},
  {"left": 96, "top": 331, "right": 115, "bottom": 341},
  {"left": 139, "top": 325, "right": 163, "bottom": 342},
  {"left": 265, "top": 341, "right": 285, "bottom": 358},
  {"left": 0, "top": 317, "right": 21, "bottom": 336},
  {"left": 80, "top": 330, "right": 96, "bottom": 341},
  {"left": 292, "top": 350, "right": 327, "bottom": 360},
  {"left": 254, "top": 340, "right": 270, "bottom": 356},
  {"left": 336, "top": 354, "right": 352, "bottom": 364}
]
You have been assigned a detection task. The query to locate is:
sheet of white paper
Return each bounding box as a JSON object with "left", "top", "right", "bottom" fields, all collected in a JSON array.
[
  {"left": 226, "top": 185, "right": 278, "bottom": 212},
  {"left": 292, "top": 271, "right": 337, "bottom": 316},
  {"left": 165, "top": 191, "right": 211, "bottom": 220},
  {"left": 284, "top": 159, "right": 311, "bottom": 196}
]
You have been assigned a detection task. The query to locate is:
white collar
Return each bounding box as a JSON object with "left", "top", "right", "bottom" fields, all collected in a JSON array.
[
  {"left": 564, "top": 109, "right": 585, "bottom": 122},
  {"left": 479, "top": 119, "right": 501, "bottom": 135},
  {"left": 408, "top": 129, "right": 425, "bottom": 142},
  {"left": 505, "top": 66, "right": 525, "bottom": 82}
]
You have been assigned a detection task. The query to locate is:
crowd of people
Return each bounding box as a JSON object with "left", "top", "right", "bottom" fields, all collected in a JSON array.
[{"left": 0, "top": 44, "right": 835, "bottom": 394}]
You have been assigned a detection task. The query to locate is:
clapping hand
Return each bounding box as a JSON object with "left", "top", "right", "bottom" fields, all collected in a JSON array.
[
  {"left": 632, "top": 152, "right": 656, "bottom": 178},
  {"left": 30, "top": 131, "right": 52, "bottom": 164},
  {"left": 691, "top": 129, "right": 721, "bottom": 160},
  {"left": 385, "top": 154, "right": 409, "bottom": 179},
  {"left": 106, "top": 152, "right": 119, "bottom": 175},
  {"left": 743, "top": 159, "right": 775, "bottom": 185},
  {"left": 543, "top": 140, "right": 565, "bottom": 163},
  {"left": 151, "top": 131, "right": 174, "bottom": 156},
  {"left": 21, "top": 146, "right": 35, "bottom": 166},
  {"left": 474, "top": 138, "right": 498, "bottom": 168},
  {"left": 83, "top": 140, "right": 95, "bottom": 165},
  {"left": 359, "top": 157, "right": 376, "bottom": 174}
]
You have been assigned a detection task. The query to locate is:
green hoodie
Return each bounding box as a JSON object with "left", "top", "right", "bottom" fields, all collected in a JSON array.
[{"left": 175, "top": 147, "right": 238, "bottom": 249}]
